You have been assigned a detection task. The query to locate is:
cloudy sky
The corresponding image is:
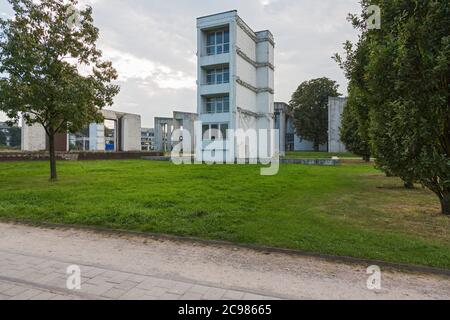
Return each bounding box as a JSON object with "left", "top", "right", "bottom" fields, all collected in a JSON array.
[{"left": 0, "top": 0, "right": 361, "bottom": 127}]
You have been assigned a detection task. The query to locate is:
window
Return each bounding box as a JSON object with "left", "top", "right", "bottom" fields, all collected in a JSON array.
[
  {"left": 204, "top": 96, "right": 230, "bottom": 114},
  {"left": 206, "top": 30, "right": 230, "bottom": 56},
  {"left": 104, "top": 119, "right": 117, "bottom": 151},
  {"left": 69, "top": 126, "right": 90, "bottom": 151},
  {"left": 202, "top": 123, "right": 229, "bottom": 141},
  {"left": 206, "top": 67, "right": 230, "bottom": 85},
  {"left": 221, "top": 124, "right": 229, "bottom": 140},
  {"left": 210, "top": 124, "right": 219, "bottom": 140}
]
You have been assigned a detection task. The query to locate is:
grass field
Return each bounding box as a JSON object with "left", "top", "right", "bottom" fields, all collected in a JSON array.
[{"left": 0, "top": 160, "right": 449, "bottom": 269}]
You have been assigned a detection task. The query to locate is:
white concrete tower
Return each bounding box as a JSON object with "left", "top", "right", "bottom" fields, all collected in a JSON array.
[{"left": 196, "top": 11, "right": 275, "bottom": 162}]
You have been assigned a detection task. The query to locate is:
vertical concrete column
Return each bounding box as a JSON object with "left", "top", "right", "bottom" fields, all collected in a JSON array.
[{"left": 121, "top": 114, "right": 141, "bottom": 151}]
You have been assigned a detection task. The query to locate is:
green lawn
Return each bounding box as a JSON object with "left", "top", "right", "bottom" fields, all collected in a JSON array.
[
  {"left": 0, "top": 160, "right": 449, "bottom": 269},
  {"left": 285, "top": 151, "right": 358, "bottom": 159}
]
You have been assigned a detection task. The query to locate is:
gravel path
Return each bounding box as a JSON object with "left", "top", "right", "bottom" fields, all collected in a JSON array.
[{"left": 0, "top": 222, "right": 448, "bottom": 300}]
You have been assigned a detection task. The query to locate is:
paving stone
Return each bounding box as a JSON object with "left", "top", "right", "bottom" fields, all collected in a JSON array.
[
  {"left": 188, "top": 284, "right": 212, "bottom": 295},
  {"left": 0, "top": 282, "right": 14, "bottom": 292},
  {"left": 181, "top": 292, "right": 204, "bottom": 300},
  {"left": 44, "top": 276, "right": 68, "bottom": 289},
  {"left": 150, "top": 278, "right": 178, "bottom": 290},
  {"left": 9, "top": 288, "right": 43, "bottom": 300},
  {"left": 101, "top": 288, "right": 127, "bottom": 299},
  {"left": 101, "top": 270, "right": 130, "bottom": 283},
  {"left": 203, "top": 287, "right": 226, "bottom": 300},
  {"left": 158, "top": 292, "right": 181, "bottom": 300},
  {"left": 167, "top": 282, "right": 192, "bottom": 295},
  {"left": 242, "top": 293, "right": 269, "bottom": 300},
  {"left": 127, "top": 274, "right": 147, "bottom": 283},
  {"left": 80, "top": 283, "right": 114, "bottom": 296},
  {"left": 222, "top": 290, "right": 245, "bottom": 300},
  {"left": 113, "top": 280, "right": 139, "bottom": 291},
  {"left": 84, "top": 276, "right": 111, "bottom": 285},
  {"left": 50, "top": 294, "right": 74, "bottom": 300},
  {"left": 32, "top": 292, "right": 58, "bottom": 300},
  {"left": 136, "top": 278, "right": 164, "bottom": 290},
  {"left": 3, "top": 285, "right": 28, "bottom": 297},
  {"left": 81, "top": 267, "right": 105, "bottom": 279},
  {"left": 144, "top": 286, "right": 168, "bottom": 297},
  {"left": 120, "top": 288, "right": 156, "bottom": 300}
]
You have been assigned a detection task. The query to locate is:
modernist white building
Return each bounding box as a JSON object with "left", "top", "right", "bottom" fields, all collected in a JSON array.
[
  {"left": 21, "top": 109, "right": 141, "bottom": 152},
  {"left": 196, "top": 11, "right": 275, "bottom": 162}
]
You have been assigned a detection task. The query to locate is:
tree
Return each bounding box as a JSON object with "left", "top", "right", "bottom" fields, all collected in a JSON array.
[
  {"left": 289, "top": 78, "right": 341, "bottom": 151},
  {"left": 334, "top": 39, "right": 372, "bottom": 162},
  {"left": 0, "top": 0, "right": 119, "bottom": 180},
  {"left": 340, "top": 84, "right": 371, "bottom": 162},
  {"left": 337, "top": 0, "right": 450, "bottom": 214}
]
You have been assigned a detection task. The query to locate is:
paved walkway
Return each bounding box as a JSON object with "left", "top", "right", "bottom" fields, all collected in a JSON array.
[
  {"left": 0, "top": 222, "right": 449, "bottom": 300},
  {"left": 0, "top": 250, "right": 276, "bottom": 300}
]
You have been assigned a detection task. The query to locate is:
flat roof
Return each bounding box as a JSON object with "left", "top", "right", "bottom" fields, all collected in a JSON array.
[{"left": 197, "top": 10, "right": 237, "bottom": 20}]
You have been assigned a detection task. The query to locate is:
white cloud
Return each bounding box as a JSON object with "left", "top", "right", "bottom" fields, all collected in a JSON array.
[{"left": 101, "top": 47, "right": 195, "bottom": 90}]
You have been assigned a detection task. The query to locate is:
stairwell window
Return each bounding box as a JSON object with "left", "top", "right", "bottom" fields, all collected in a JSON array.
[
  {"left": 206, "top": 67, "right": 230, "bottom": 85},
  {"left": 206, "top": 30, "right": 230, "bottom": 56},
  {"left": 205, "top": 96, "right": 230, "bottom": 114},
  {"left": 202, "top": 123, "right": 229, "bottom": 141}
]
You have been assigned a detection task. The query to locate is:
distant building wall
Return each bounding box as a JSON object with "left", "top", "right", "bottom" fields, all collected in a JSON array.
[
  {"left": 21, "top": 109, "right": 141, "bottom": 152},
  {"left": 294, "top": 136, "right": 327, "bottom": 152},
  {"left": 173, "top": 111, "right": 198, "bottom": 154},
  {"left": 21, "top": 121, "right": 46, "bottom": 151},
  {"left": 141, "top": 128, "right": 155, "bottom": 151},
  {"left": 328, "top": 97, "right": 348, "bottom": 153},
  {"left": 274, "top": 102, "right": 327, "bottom": 153}
]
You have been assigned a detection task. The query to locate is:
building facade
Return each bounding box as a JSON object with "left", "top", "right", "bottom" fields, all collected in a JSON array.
[
  {"left": 328, "top": 97, "right": 348, "bottom": 153},
  {"left": 21, "top": 109, "right": 141, "bottom": 152},
  {"left": 274, "top": 102, "right": 328, "bottom": 153},
  {"left": 0, "top": 122, "right": 21, "bottom": 148},
  {"left": 154, "top": 111, "right": 198, "bottom": 153},
  {"left": 196, "top": 11, "right": 275, "bottom": 161},
  {"left": 141, "top": 128, "right": 155, "bottom": 151}
]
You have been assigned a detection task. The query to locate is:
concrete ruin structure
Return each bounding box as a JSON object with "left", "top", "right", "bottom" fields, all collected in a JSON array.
[
  {"left": 196, "top": 10, "right": 275, "bottom": 161},
  {"left": 21, "top": 109, "right": 141, "bottom": 152},
  {"left": 328, "top": 97, "right": 348, "bottom": 153},
  {"left": 154, "top": 111, "right": 198, "bottom": 153},
  {"left": 154, "top": 117, "right": 173, "bottom": 153}
]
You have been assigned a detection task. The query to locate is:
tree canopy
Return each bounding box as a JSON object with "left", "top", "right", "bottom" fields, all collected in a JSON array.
[
  {"left": 0, "top": 0, "right": 119, "bottom": 180},
  {"left": 290, "top": 78, "right": 341, "bottom": 151},
  {"left": 336, "top": 0, "right": 450, "bottom": 214}
]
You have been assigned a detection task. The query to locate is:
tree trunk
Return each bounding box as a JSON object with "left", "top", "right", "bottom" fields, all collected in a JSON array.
[
  {"left": 48, "top": 132, "right": 57, "bottom": 181},
  {"left": 441, "top": 191, "right": 450, "bottom": 216},
  {"left": 363, "top": 155, "right": 371, "bottom": 162},
  {"left": 404, "top": 181, "right": 414, "bottom": 189},
  {"left": 314, "top": 143, "right": 319, "bottom": 152}
]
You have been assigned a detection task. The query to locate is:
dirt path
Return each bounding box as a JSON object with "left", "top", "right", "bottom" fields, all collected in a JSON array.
[{"left": 0, "top": 222, "right": 448, "bottom": 300}]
